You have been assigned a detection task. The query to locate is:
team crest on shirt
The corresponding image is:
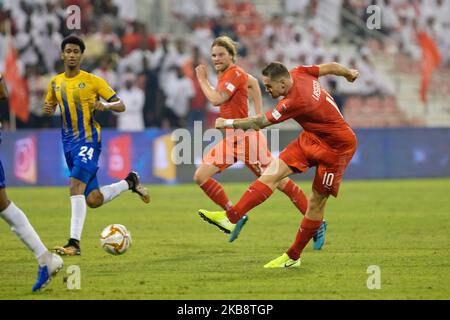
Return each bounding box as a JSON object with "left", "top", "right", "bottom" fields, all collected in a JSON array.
[
  {"left": 225, "top": 82, "right": 235, "bottom": 92},
  {"left": 79, "top": 82, "right": 86, "bottom": 89}
]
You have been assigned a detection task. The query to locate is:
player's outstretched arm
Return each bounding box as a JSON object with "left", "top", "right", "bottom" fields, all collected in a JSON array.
[
  {"left": 0, "top": 73, "right": 8, "bottom": 100},
  {"left": 195, "top": 64, "right": 229, "bottom": 106},
  {"left": 318, "top": 62, "right": 359, "bottom": 82},
  {"left": 248, "top": 74, "right": 262, "bottom": 115},
  {"left": 215, "top": 114, "right": 272, "bottom": 131},
  {"left": 93, "top": 97, "right": 125, "bottom": 112}
]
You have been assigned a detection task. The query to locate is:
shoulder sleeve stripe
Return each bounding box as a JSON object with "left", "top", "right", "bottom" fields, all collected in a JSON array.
[{"left": 107, "top": 94, "right": 118, "bottom": 102}]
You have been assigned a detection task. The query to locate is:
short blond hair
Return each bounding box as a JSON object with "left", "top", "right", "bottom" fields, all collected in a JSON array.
[{"left": 212, "top": 36, "right": 239, "bottom": 62}]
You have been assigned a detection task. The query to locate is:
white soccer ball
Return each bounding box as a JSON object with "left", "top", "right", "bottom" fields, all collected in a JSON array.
[{"left": 100, "top": 224, "right": 132, "bottom": 255}]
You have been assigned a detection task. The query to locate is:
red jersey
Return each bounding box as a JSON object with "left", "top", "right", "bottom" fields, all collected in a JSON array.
[
  {"left": 217, "top": 65, "right": 248, "bottom": 119},
  {"left": 265, "top": 65, "right": 356, "bottom": 150}
]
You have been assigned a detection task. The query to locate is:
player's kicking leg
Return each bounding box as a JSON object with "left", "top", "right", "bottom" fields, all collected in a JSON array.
[
  {"left": 124, "top": 171, "right": 150, "bottom": 203},
  {"left": 264, "top": 188, "right": 327, "bottom": 268},
  {"left": 88, "top": 171, "right": 150, "bottom": 208},
  {"left": 276, "top": 177, "right": 327, "bottom": 250},
  {"left": 198, "top": 209, "right": 236, "bottom": 234},
  {"left": 199, "top": 158, "right": 293, "bottom": 241},
  {"left": 0, "top": 188, "right": 63, "bottom": 291},
  {"left": 87, "top": 171, "right": 150, "bottom": 208}
]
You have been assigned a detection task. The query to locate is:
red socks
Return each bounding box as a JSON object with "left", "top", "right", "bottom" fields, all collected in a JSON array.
[
  {"left": 281, "top": 180, "right": 308, "bottom": 215},
  {"left": 200, "top": 179, "right": 231, "bottom": 210},
  {"left": 226, "top": 180, "right": 273, "bottom": 223},
  {"left": 286, "top": 217, "right": 323, "bottom": 260},
  {"left": 203, "top": 177, "right": 318, "bottom": 261}
]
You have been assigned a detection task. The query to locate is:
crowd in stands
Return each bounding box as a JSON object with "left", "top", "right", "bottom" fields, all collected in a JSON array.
[
  {"left": 0, "top": 0, "right": 448, "bottom": 130},
  {"left": 344, "top": 0, "right": 450, "bottom": 63}
]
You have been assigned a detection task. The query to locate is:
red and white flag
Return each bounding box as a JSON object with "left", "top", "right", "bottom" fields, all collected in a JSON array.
[
  {"left": 4, "top": 39, "right": 29, "bottom": 123},
  {"left": 417, "top": 32, "right": 442, "bottom": 104}
]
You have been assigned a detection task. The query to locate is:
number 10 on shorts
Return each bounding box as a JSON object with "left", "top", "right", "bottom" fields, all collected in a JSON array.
[{"left": 322, "top": 172, "right": 334, "bottom": 187}]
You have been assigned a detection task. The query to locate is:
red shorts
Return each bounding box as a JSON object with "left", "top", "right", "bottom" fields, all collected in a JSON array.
[
  {"left": 203, "top": 130, "right": 273, "bottom": 176},
  {"left": 279, "top": 131, "right": 357, "bottom": 197}
]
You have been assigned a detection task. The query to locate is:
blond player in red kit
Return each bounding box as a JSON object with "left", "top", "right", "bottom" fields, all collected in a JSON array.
[
  {"left": 200, "top": 61, "right": 359, "bottom": 267},
  {"left": 195, "top": 37, "right": 330, "bottom": 247}
]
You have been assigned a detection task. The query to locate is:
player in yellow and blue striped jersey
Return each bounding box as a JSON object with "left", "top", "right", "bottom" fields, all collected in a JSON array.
[{"left": 44, "top": 35, "right": 150, "bottom": 256}]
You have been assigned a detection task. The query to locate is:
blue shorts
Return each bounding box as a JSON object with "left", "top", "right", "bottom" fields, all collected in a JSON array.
[
  {"left": 65, "top": 143, "right": 101, "bottom": 197},
  {"left": 0, "top": 160, "right": 5, "bottom": 188}
]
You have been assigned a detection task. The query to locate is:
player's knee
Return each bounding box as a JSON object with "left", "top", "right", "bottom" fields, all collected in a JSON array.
[
  {"left": 70, "top": 185, "right": 84, "bottom": 196},
  {"left": 0, "top": 199, "right": 10, "bottom": 212},
  {"left": 86, "top": 201, "right": 100, "bottom": 209},
  {"left": 70, "top": 178, "right": 86, "bottom": 196},
  {"left": 259, "top": 173, "right": 281, "bottom": 188},
  {"left": 0, "top": 189, "right": 10, "bottom": 212},
  {"left": 193, "top": 171, "right": 207, "bottom": 185},
  {"left": 87, "top": 200, "right": 101, "bottom": 209},
  {"left": 86, "top": 193, "right": 103, "bottom": 208},
  {"left": 277, "top": 178, "right": 289, "bottom": 190}
]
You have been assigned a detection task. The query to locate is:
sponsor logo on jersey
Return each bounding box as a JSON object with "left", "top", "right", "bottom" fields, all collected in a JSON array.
[
  {"left": 312, "top": 80, "right": 321, "bottom": 101},
  {"left": 272, "top": 109, "right": 282, "bottom": 120}
]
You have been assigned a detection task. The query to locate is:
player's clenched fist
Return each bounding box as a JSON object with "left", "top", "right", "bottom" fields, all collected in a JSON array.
[
  {"left": 215, "top": 117, "right": 226, "bottom": 129},
  {"left": 43, "top": 101, "right": 57, "bottom": 115},
  {"left": 195, "top": 64, "right": 208, "bottom": 80},
  {"left": 93, "top": 100, "right": 108, "bottom": 111},
  {"left": 346, "top": 69, "right": 359, "bottom": 83}
]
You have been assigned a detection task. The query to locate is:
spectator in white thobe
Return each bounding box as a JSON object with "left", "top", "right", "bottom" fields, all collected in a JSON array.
[{"left": 116, "top": 73, "right": 145, "bottom": 131}]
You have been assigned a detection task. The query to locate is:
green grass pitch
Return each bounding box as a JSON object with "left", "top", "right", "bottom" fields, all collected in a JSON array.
[{"left": 0, "top": 179, "right": 449, "bottom": 300}]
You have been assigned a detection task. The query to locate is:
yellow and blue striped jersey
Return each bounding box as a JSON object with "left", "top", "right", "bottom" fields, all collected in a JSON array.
[{"left": 45, "top": 70, "right": 117, "bottom": 151}]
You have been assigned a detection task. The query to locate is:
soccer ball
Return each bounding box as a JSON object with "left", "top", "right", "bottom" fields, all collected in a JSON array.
[{"left": 100, "top": 224, "right": 132, "bottom": 255}]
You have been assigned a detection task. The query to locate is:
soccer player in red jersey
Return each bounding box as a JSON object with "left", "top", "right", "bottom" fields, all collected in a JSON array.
[
  {"left": 201, "top": 61, "right": 359, "bottom": 267},
  {"left": 195, "top": 36, "right": 313, "bottom": 242}
]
